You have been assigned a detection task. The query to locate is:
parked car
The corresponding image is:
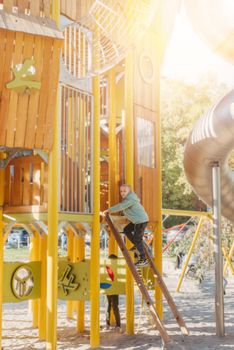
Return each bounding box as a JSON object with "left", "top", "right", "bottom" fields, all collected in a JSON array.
[{"left": 6, "top": 228, "right": 29, "bottom": 248}]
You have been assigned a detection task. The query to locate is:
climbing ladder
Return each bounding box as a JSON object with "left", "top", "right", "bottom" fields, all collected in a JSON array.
[{"left": 105, "top": 213, "right": 189, "bottom": 345}]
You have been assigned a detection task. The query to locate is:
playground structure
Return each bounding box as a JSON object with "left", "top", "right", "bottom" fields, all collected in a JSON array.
[{"left": 0, "top": 0, "right": 233, "bottom": 349}]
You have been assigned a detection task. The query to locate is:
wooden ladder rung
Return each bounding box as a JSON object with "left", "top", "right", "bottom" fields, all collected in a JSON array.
[
  {"left": 105, "top": 213, "right": 171, "bottom": 344},
  {"left": 143, "top": 243, "right": 189, "bottom": 336}
]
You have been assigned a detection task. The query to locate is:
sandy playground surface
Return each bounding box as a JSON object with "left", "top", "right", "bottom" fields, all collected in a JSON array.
[{"left": 2, "top": 258, "right": 234, "bottom": 350}]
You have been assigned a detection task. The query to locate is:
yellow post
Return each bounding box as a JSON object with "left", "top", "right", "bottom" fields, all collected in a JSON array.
[
  {"left": 76, "top": 235, "right": 85, "bottom": 332},
  {"left": 67, "top": 230, "right": 74, "bottom": 318},
  {"left": 222, "top": 247, "right": 234, "bottom": 275},
  {"left": 176, "top": 217, "right": 203, "bottom": 292},
  {"left": 224, "top": 241, "right": 234, "bottom": 275},
  {"left": 46, "top": 2, "right": 60, "bottom": 348},
  {"left": 209, "top": 234, "right": 234, "bottom": 276},
  {"left": 154, "top": 40, "right": 163, "bottom": 318},
  {"left": 39, "top": 234, "right": 47, "bottom": 339},
  {"left": 90, "top": 73, "right": 100, "bottom": 347},
  {"left": 32, "top": 232, "right": 40, "bottom": 328},
  {"left": 124, "top": 51, "right": 134, "bottom": 335},
  {"left": 108, "top": 67, "right": 118, "bottom": 256},
  {"left": 0, "top": 153, "right": 5, "bottom": 350}
]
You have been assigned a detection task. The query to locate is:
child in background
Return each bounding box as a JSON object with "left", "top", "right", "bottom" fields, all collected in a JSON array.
[
  {"left": 105, "top": 254, "right": 121, "bottom": 331},
  {"left": 105, "top": 184, "right": 149, "bottom": 267}
]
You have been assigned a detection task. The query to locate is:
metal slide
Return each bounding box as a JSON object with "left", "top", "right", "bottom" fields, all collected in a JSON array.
[
  {"left": 184, "top": 89, "right": 234, "bottom": 222},
  {"left": 184, "top": 0, "right": 234, "bottom": 222}
]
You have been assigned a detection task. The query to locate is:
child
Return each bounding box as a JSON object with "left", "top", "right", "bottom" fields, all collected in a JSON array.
[
  {"left": 106, "top": 184, "right": 149, "bottom": 267},
  {"left": 105, "top": 254, "right": 121, "bottom": 331}
]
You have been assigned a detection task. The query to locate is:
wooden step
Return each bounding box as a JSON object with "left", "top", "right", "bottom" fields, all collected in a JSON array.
[
  {"left": 105, "top": 213, "right": 170, "bottom": 344},
  {"left": 143, "top": 243, "right": 189, "bottom": 336}
]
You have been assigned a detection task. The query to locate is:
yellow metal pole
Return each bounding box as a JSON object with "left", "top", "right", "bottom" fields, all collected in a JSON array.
[
  {"left": 39, "top": 234, "right": 47, "bottom": 339},
  {"left": 224, "top": 241, "right": 234, "bottom": 275},
  {"left": 67, "top": 229, "right": 74, "bottom": 318},
  {"left": 222, "top": 247, "right": 234, "bottom": 275},
  {"left": 209, "top": 234, "right": 234, "bottom": 276},
  {"left": 176, "top": 217, "right": 203, "bottom": 292},
  {"left": 162, "top": 208, "right": 212, "bottom": 219},
  {"left": 124, "top": 51, "right": 134, "bottom": 335},
  {"left": 46, "top": 2, "right": 60, "bottom": 349},
  {"left": 154, "top": 36, "right": 163, "bottom": 318},
  {"left": 76, "top": 235, "right": 85, "bottom": 332},
  {"left": 108, "top": 68, "right": 118, "bottom": 256},
  {"left": 32, "top": 232, "right": 40, "bottom": 328},
  {"left": 0, "top": 153, "right": 5, "bottom": 350},
  {"left": 90, "top": 73, "right": 100, "bottom": 348}
]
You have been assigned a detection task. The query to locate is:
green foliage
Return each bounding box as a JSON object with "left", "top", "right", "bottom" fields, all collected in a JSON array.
[{"left": 161, "top": 76, "right": 230, "bottom": 226}]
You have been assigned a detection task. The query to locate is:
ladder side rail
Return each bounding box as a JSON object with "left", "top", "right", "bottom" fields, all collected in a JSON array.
[
  {"left": 105, "top": 213, "right": 170, "bottom": 344},
  {"left": 143, "top": 243, "right": 189, "bottom": 336}
]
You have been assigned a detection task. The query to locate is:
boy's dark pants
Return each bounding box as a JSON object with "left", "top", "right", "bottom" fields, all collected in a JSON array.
[
  {"left": 123, "top": 222, "right": 148, "bottom": 258},
  {"left": 106, "top": 295, "right": 120, "bottom": 327}
]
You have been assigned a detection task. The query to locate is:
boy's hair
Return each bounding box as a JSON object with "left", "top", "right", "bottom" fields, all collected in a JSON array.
[
  {"left": 120, "top": 184, "right": 131, "bottom": 191},
  {"left": 108, "top": 254, "right": 118, "bottom": 259}
]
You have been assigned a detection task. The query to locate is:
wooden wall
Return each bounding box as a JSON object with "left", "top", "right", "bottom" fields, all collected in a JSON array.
[
  {"left": 0, "top": 0, "right": 51, "bottom": 16},
  {"left": 0, "top": 29, "right": 61, "bottom": 150},
  {"left": 4, "top": 155, "right": 48, "bottom": 212},
  {"left": 60, "top": 0, "right": 94, "bottom": 22},
  {"left": 133, "top": 30, "right": 160, "bottom": 222},
  {"left": 60, "top": 85, "right": 92, "bottom": 213}
]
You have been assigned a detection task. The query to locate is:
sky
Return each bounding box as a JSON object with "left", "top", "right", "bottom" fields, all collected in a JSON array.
[{"left": 161, "top": 9, "right": 234, "bottom": 86}]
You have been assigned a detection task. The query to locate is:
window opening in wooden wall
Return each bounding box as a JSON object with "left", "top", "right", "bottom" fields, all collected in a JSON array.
[{"left": 137, "top": 117, "right": 155, "bottom": 168}]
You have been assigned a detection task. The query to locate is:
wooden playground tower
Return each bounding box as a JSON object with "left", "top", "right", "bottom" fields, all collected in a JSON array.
[{"left": 0, "top": 1, "right": 177, "bottom": 349}]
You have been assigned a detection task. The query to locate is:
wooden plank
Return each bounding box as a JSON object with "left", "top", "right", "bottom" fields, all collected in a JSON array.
[
  {"left": 60, "top": 0, "right": 65, "bottom": 14},
  {"left": 5, "top": 31, "right": 24, "bottom": 147},
  {"left": 43, "top": 0, "right": 50, "bottom": 17},
  {"left": 3, "top": 0, "right": 13, "bottom": 12},
  {"left": 24, "top": 36, "right": 44, "bottom": 149},
  {"left": 8, "top": 165, "right": 13, "bottom": 206},
  {"left": 43, "top": 39, "right": 61, "bottom": 150},
  {"left": 30, "top": 0, "right": 40, "bottom": 16},
  {"left": 33, "top": 161, "right": 41, "bottom": 205},
  {"left": 22, "top": 161, "right": 31, "bottom": 205},
  {"left": 40, "top": 161, "right": 45, "bottom": 205},
  {"left": 18, "top": 0, "right": 29, "bottom": 14},
  {"left": 4, "top": 165, "right": 10, "bottom": 206},
  {"left": 0, "top": 30, "right": 15, "bottom": 146},
  {"left": 12, "top": 163, "right": 22, "bottom": 206},
  {"left": 43, "top": 162, "right": 48, "bottom": 205},
  {"left": 14, "top": 34, "right": 35, "bottom": 147},
  {"left": 66, "top": 0, "right": 72, "bottom": 20},
  {"left": 35, "top": 37, "right": 53, "bottom": 148}
]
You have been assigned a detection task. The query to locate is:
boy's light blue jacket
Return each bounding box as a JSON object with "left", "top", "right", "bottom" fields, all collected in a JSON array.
[{"left": 108, "top": 191, "right": 149, "bottom": 224}]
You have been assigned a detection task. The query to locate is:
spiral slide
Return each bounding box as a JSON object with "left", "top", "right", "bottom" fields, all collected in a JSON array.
[{"left": 183, "top": 0, "right": 234, "bottom": 222}]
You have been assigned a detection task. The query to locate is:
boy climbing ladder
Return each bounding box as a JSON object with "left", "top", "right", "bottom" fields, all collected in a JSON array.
[{"left": 104, "top": 184, "right": 149, "bottom": 267}]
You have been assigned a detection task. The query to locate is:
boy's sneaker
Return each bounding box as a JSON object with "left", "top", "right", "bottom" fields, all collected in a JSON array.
[
  {"left": 129, "top": 245, "right": 138, "bottom": 253},
  {"left": 135, "top": 258, "right": 149, "bottom": 268}
]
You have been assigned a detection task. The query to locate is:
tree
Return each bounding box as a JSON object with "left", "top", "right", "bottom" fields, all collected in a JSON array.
[{"left": 161, "top": 76, "right": 230, "bottom": 226}]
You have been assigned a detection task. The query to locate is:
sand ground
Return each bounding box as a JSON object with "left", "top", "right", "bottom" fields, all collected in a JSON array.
[{"left": 2, "top": 258, "right": 234, "bottom": 350}]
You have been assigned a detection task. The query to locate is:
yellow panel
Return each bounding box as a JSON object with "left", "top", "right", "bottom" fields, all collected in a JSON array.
[
  {"left": 3, "top": 261, "right": 41, "bottom": 303},
  {"left": 58, "top": 260, "right": 90, "bottom": 301}
]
